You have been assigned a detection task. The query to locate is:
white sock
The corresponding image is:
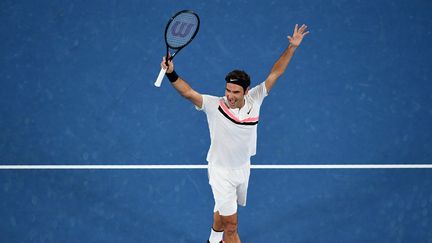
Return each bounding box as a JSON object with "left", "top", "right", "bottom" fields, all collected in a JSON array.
[{"left": 209, "top": 227, "right": 223, "bottom": 243}]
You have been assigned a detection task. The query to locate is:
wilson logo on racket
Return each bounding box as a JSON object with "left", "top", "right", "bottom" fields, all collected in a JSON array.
[
  {"left": 171, "top": 21, "right": 195, "bottom": 38},
  {"left": 154, "top": 10, "right": 200, "bottom": 87}
]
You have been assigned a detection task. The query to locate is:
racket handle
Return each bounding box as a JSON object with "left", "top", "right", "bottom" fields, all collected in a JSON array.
[{"left": 154, "top": 68, "right": 167, "bottom": 87}]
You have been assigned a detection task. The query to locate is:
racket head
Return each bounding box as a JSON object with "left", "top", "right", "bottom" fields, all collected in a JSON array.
[{"left": 164, "top": 10, "right": 200, "bottom": 54}]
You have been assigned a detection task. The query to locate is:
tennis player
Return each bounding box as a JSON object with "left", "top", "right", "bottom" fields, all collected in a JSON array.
[{"left": 160, "top": 24, "right": 309, "bottom": 243}]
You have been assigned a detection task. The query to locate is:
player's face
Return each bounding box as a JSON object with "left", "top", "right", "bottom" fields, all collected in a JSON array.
[{"left": 225, "top": 83, "right": 248, "bottom": 109}]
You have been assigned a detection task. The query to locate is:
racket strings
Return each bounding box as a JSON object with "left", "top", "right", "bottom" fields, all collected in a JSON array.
[{"left": 166, "top": 13, "right": 199, "bottom": 49}]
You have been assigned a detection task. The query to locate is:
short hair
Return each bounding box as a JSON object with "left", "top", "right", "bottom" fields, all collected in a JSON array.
[{"left": 225, "top": 70, "right": 251, "bottom": 92}]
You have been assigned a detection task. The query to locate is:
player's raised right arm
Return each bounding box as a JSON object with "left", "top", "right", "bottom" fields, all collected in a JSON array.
[{"left": 161, "top": 57, "right": 203, "bottom": 109}]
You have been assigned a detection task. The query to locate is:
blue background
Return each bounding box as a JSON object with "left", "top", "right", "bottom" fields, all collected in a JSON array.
[{"left": 1, "top": 0, "right": 432, "bottom": 242}]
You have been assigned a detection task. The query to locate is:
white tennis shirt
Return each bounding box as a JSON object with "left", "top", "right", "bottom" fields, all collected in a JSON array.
[{"left": 197, "top": 82, "right": 268, "bottom": 169}]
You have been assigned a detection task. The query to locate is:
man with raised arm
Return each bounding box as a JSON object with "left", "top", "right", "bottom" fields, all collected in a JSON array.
[{"left": 160, "top": 24, "right": 309, "bottom": 243}]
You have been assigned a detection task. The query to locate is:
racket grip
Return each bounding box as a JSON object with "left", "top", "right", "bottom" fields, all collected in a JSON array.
[{"left": 154, "top": 68, "right": 167, "bottom": 87}]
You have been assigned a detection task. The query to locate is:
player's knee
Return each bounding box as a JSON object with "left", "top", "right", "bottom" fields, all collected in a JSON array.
[
  {"left": 222, "top": 221, "right": 238, "bottom": 236},
  {"left": 213, "top": 220, "right": 224, "bottom": 232},
  {"left": 213, "top": 223, "right": 224, "bottom": 232}
]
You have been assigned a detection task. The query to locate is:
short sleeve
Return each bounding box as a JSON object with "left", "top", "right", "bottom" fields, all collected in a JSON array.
[
  {"left": 195, "top": 94, "right": 220, "bottom": 113},
  {"left": 247, "top": 82, "right": 268, "bottom": 104}
]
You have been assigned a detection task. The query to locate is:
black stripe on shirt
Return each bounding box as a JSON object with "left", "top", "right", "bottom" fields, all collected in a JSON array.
[{"left": 218, "top": 106, "right": 258, "bottom": 126}]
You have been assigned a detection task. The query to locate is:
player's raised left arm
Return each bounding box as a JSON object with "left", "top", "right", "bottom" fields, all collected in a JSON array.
[{"left": 265, "top": 24, "right": 309, "bottom": 92}]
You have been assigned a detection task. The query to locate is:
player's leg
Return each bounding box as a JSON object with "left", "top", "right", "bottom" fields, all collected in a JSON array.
[
  {"left": 207, "top": 164, "right": 238, "bottom": 243},
  {"left": 221, "top": 166, "right": 249, "bottom": 243},
  {"left": 217, "top": 168, "right": 248, "bottom": 243},
  {"left": 207, "top": 211, "right": 224, "bottom": 243},
  {"left": 221, "top": 213, "right": 240, "bottom": 243},
  {"left": 213, "top": 211, "right": 223, "bottom": 231},
  {"left": 207, "top": 165, "right": 229, "bottom": 243}
]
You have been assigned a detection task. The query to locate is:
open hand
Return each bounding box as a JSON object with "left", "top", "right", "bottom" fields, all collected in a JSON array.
[{"left": 288, "top": 24, "right": 309, "bottom": 47}]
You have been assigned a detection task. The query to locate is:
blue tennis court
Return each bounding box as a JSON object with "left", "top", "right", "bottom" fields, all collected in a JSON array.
[
  {"left": 1, "top": 169, "right": 431, "bottom": 242},
  {"left": 1, "top": 0, "right": 432, "bottom": 242}
]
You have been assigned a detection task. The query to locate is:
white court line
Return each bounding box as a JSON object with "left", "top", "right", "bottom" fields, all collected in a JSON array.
[{"left": 0, "top": 164, "right": 431, "bottom": 170}]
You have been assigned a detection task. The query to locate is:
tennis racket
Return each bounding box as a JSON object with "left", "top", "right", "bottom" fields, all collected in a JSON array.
[{"left": 154, "top": 10, "right": 200, "bottom": 87}]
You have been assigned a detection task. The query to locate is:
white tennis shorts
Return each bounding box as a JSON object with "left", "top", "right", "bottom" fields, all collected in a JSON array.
[{"left": 208, "top": 163, "right": 251, "bottom": 216}]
